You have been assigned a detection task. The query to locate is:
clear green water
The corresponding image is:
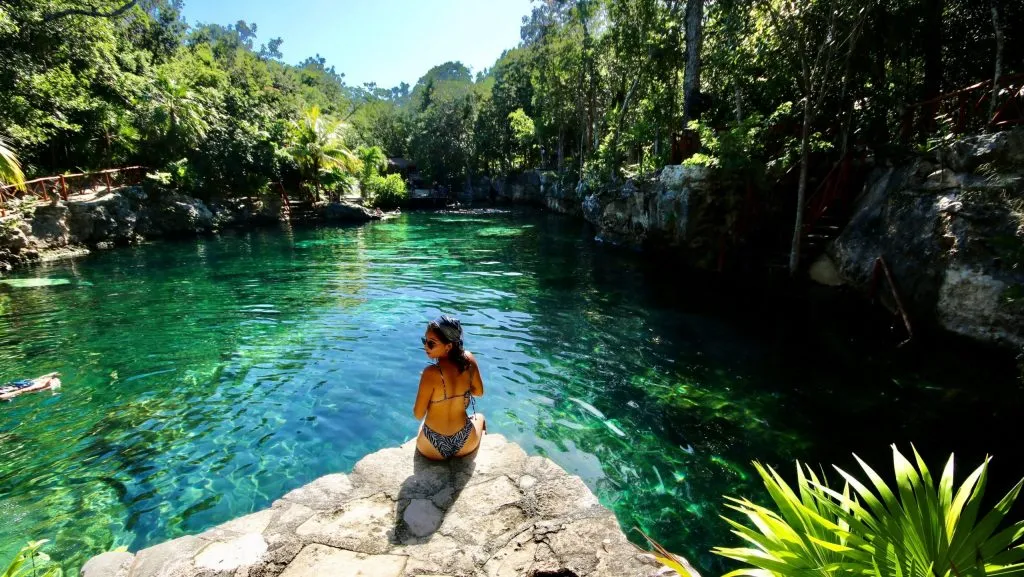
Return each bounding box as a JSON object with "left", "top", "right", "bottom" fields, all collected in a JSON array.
[{"left": 0, "top": 210, "right": 1020, "bottom": 574}]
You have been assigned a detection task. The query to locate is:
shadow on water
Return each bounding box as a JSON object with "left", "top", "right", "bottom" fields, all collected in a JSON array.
[{"left": 390, "top": 448, "right": 477, "bottom": 543}]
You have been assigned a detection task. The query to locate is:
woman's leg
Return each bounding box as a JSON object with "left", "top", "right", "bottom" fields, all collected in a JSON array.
[
  {"left": 454, "top": 413, "right": 486, "bottom": 458},
  {"left": 415, "top": 424, "right": 445, "bottom": 461}
]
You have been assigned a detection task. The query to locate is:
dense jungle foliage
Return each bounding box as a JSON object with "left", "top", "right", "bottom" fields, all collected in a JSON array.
[{"left": 0, "top": 0, "right": 1019, "bottom": 206}]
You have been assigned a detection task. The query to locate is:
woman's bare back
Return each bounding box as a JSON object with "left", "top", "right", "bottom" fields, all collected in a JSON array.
[{"left": 422, "top": 354, "right": 480, "bottom": 434}]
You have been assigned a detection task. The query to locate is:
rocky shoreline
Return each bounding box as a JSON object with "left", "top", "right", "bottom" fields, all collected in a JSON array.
[
  {"left": 0, "top": 188, "right": 391, "bottom": 276},
  {"left": 81, "top": 435, "right": 662, "bottom": 577},
  {"left": 476, "top": 130, "right": 1024, "bottom": 350},
  {"left": 4, "top": 129, "right": 1021, "bottom": 350}
]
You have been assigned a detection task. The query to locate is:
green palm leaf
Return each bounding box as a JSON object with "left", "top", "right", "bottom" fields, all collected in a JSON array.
[
  {"left": 714, "top": 462, "right": 858, "bottom": 577},
  {"left": 712, "top": 447, "right": 1024, "bottom": 577},
  {"left": 825, "top": 446, "right": 1024, "bottom": 577},
  {"left": 0, "top": 137, "right": 26, "bottom": 191},
  {"left": 285, "top": 106, "right": 360, "bottom": 200},
  {"left": 2, "top": 540, "right": 62, "bottom": 577},
  {"left": 146, "top": 74, "right": 212, "bottom": 147}
]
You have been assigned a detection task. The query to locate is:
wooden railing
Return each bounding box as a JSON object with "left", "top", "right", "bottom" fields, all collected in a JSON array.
[
  {"left": 803, "top": 154, "right": 855, "bottom": 233},
  {"left": 902, "top": 73, "right": 1024, "bottom": 141},
  {"left": 272, "top": 182, "right": 291, "bottom": 219},
  {"left": 0, "top": 166, "right": 147, "bottom": 216}
]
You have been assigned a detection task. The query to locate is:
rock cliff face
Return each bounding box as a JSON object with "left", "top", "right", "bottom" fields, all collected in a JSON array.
[
  {"left": 81, "top": 435, "right": 661, "bottom": 577},
  {"left": 580, "top": 166, "right": 712, "bottom": 251},
  {"left": 466, "top": 172, "right": 587, "bottom": 217},
  {"left": 826, "top": 129, "right": 1024, "bottom": 348},
  {"left": 478, "top": 141, "right": 1022, "bottom": 349},
  {"left": 0, "top": 190, "right": 385, "bottom": 275},
  {"left": 480, "top": 166, "right": 715, "bottom": 255}
]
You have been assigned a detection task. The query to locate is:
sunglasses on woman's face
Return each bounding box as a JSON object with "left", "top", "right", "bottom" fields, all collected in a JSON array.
[{"left": 421, "top": 337, "right": 439, "bottom": 350}]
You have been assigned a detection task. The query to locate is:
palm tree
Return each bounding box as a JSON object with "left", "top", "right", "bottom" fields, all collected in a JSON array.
[
  {"left": 286, "top": 106, "right": 360, "bottom": 201},
  {"left": 146, "top": 73, "right": 211, "bottom": 154},
  {"left": 0, "top": 136, "right": 26, "bottom": 192},
  {"left": 357, "top": 145, "right": 388, "bottom": 182}
]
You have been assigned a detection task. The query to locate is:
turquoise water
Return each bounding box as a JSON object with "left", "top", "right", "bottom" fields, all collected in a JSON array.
[{"left": 0, "top": 210, "right": 1020, "bottom": 574}]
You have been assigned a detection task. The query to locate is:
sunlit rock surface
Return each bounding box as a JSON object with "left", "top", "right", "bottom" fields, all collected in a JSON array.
[{"left": 82, "top": 434, "right": 661, "bottom": 577}]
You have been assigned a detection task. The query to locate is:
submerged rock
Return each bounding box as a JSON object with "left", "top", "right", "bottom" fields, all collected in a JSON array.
[{"left": 82, "top": 434, "right": 661, "bottom": 577}]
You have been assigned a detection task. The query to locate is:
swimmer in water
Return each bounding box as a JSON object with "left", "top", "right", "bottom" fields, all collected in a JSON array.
[{"left": 0, "top": 372, "right": 61, "bottom": 402}]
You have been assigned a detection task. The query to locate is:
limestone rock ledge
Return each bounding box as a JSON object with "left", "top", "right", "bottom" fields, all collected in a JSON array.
[
  {"left": 828, "top": 128, "right": 1024, "bottom": 348},
  {"left": 82, "top": 434, "right": 661, "bottom": 577}
]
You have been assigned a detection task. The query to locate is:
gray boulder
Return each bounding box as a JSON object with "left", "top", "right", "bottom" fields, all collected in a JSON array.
[
  {"left": 0, "top": 221, "right": 29, "bottom": 253},
  {"left": 324, "top": 201, "right": 377, "bottom": 222},
  {"left": 67, "top": 192, "right": 139, "bottom": 245},
  {"left": 140, "top": 193, "right": 214, "bottom": 236},
  {"left": 584, "top": 164, "right": 707, "bottom": 249},
  {"left": 939, "top": 129, "right": 1024, "bottom": 173},
  {"left": 30, "top": 203, "right": 71, "bottom": 247}
]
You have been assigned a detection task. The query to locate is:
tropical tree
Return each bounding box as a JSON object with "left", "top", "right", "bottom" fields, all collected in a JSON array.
[
  {"left": 143, "top": 72, "right": 213, "bottom": 157},
  {"left": 286, "top": 105, "right": 360, "bottom": 201},
  {"left": 356, "top": 145, "right": 387, "bottom": 183},
  {"left": 0, "top": 137, "right": 25, "bottom": 191},
  {"left": 508, "top": 108, "right": 536, "bottom": 169}
]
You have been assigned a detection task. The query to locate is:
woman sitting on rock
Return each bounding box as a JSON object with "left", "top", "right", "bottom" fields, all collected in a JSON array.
[
  {"left": 1, "top": 372, "right": 61, "bottom": 402},
  {"left": 413, "top": 315, "right": 485, "bottom": 459}
]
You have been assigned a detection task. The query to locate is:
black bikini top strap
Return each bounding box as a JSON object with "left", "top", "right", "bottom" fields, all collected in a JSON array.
[
  {"left": 431, "top": 364, "right": 474, "bottom": 411},
  {"left": 437, "top": 365, "right": 449, "bottom": 400}
]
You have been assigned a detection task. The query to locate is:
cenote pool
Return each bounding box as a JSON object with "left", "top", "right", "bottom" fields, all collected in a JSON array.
[{"left": 1, "top": 209, "right": 1021, "bottom": 574}]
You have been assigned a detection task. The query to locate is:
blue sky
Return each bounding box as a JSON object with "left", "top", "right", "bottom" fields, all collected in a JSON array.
[{"left": 180, "top": 0, "right": 533, "bottom": 88}]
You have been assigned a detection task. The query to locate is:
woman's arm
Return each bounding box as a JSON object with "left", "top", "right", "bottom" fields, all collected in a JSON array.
[
  {"left": 466, "top": 352, "right": 484, "bottom": 397},
  {"left": 413, "top": 367, "right": 436, "bottom": 420}
]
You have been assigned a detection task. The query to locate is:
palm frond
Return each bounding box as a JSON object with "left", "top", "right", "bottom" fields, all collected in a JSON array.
[
  {"left": 635, "top": 527, "right": 702, "bottom": 577},
  {"left": 714, "top": 447, "right": 1024, "bottom": 577},
  {"left": 2, "top": 540, "right": 62, "bottom": 577},
  {"left": 0, "top": 137, "right": 26, "bottom": 191}
]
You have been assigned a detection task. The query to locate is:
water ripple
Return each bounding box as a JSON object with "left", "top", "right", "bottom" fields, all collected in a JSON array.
[{"left": 0, "top": 212, "right": 1016, "bottom": 575}]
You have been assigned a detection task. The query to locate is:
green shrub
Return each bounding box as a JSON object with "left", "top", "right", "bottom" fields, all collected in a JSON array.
[{"left": 364, "top": 173, "right": 407, "bottom": 210}]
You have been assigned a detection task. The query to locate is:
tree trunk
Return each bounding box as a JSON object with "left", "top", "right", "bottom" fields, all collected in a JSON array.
[
  {"left": 790, "top": 96, "right": 812, "bottom": 275},
  {"left": 611, "top": 72, "right": 642, "bottom": 173},
  {"left": 871, "top": 4, "right": 889, "bottom": 142},
  {"left": 734, "top": 83, "right": 743, "bottom": 122},
  {"left": 579, "top": 132, "right": 585, "bottom": 176},
  {"left": 682, "top": 0, "right": 705, "bottom": 127},
  {"left": 579, "top": 1, "right": 596, "bottom": 157},
  {"left": 989, "top": 1, "right": 1004, "bottom": 127},
  {"left": 313, "top": 160, "right": 321, "bottom": 202},
  {"left": 557, "top": 126, "right": 565, "bottom": 172},
  {"left": 922, "top": 0, "right": 944, "bottom": 102}
]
